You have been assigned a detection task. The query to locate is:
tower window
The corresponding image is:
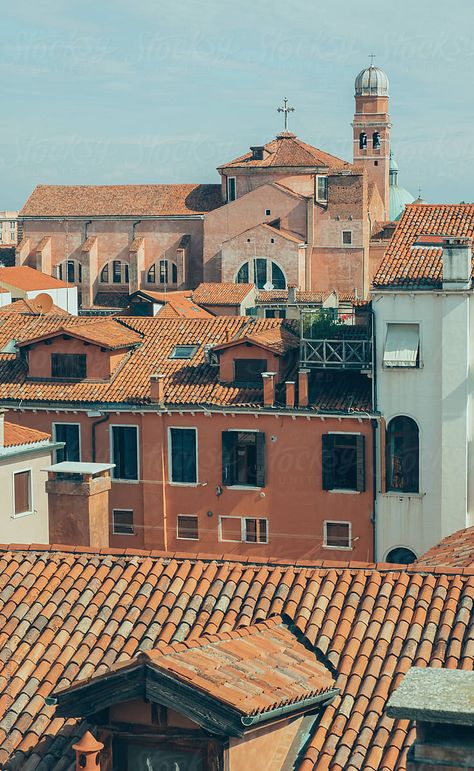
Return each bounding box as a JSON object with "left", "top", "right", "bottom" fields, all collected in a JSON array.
[
  {"left": 359, "top": 132, "right": 367, "bottom": 150},
  {"left": 227, "top": 177, "right": 236, "bottom": 202},
  {"left": 373, "top": 132, "right": 381, "bottom": 149},
  {"left": 265, "top": 209, "right": 271, "bottom": 216},
  {"left": 342, "top": 231, "right": 353, "bottom": 246},
  {"left": 374, "top": 161, "right": 379, "bottom": 166}
]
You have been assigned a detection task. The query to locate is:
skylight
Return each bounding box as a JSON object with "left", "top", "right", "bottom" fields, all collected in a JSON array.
[{"left": 170, "top": 344, "right": 199, "bottom": 359}]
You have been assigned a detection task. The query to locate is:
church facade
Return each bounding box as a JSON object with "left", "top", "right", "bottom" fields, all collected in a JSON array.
[{"left": 17, "top": 64, "right": 400, "bottom": 308}]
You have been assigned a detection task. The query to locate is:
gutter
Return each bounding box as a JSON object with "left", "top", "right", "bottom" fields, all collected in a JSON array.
[
  {"left": 0, "top": 440, "right": 63, "bottom": 462},
  {"left": 240, "top": 688, "right": 339, "bottom": 729},
  {"left": 21, "top": 215, "right": 206, "bottom": 222}
]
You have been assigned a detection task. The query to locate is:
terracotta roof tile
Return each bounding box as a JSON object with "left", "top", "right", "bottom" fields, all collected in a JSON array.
[
  {"left": 373, "top": 204, "right": 474, "bottom": 288},
  {"left": 3, "top": 422, "right": 51, "bottom": 447},
  {"left": 0, "top": 266, "right": 70, "bottom": 291},
  {"left": 0, "top": 299, "right": 70, "bottom": 316},
  {"left": 20, "top": 184, "right": 223, "bottom": 217},
  {"left": 220, "top": 133, "right": 348, "bottom": 170},
  {"left": 192, "top": 283, "right": 255, "bottom": 306},
  {"left": 17, "top": 318, "right": 142, "bottom": 351},
  {"left": 413, "top": 526, "right": 474, "bottom": 569},
  {"left": 0, "top": 549, "right": 471, "bottom": 768}
]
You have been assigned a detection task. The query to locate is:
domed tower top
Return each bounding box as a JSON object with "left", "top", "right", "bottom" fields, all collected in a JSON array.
[{"left": 355, "top": 65, "right": 389, "bottom": 97}]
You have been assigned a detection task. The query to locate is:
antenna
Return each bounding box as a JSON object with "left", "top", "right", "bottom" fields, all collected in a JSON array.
[{"left": 31, "top": 293, "right": 53, "bottom": 315}]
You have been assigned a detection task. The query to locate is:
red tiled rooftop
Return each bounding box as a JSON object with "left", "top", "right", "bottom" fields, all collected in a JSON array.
[
  {"left": 0, "top": 547, "right": 472, "bottom": 769},
  {"left": 220, "top": 133, "right": 348, "bottom": 170},
  {"left": 192, "top": 282, "right": 255, "bottom": 306},
  {"left": 413, "top": 526, "right": 474, "bottom": 569},
  {"left": 0, "top": 298, "right": 70, "bottom": 316},
  {"left": 373, "top": 204, "right": 474, "bottom": 288},
  {"left": 20, "top": 183, "right": 224, "bottom": 217},
  {"left": 17, "top": 317, "right": 142, "bottom": 351},
  {"left": 3, "top": 421, "right": 50, "bottom": 447},
  {"left": 0, "top": 265, "right": 70, "bottom": 290}
]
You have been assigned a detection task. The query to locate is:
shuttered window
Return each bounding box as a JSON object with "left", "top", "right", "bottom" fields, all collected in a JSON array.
[
  {"left": 222, "top": 431, "right": 265, "bottom": 487},
  {"left": 244, "top": 518, "right": 268, "bottom": 544},
  {"left": 14, "top": 470, "right": 31, "bottom": 516},
  {"left": 51, "top": 354, "right": 87, "bottom": 379},
  {"left": 112, "top": 509, "right": 134, "bottom": 535},
  {"left": 54, "top": 423, "right": 80, "bottom": 463},
  {"left": 169, "top": 428, "right": 197, "bottom": 484},
  {"left": 383, "top": 323, "right": 420, "bottom": 367},
  {"left": 322, "top": 434, "right": 365, "bottom": 492},
  {"left": 111, "top": 426, "right": 139, "bottom": 481},
  {"left": 177, "top": 515, "right": 199, "bottom": 540}
]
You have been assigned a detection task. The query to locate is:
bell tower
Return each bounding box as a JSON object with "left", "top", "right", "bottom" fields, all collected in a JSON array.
[{"left": 352, "top": 58, "right": 391, "bottom": 220}]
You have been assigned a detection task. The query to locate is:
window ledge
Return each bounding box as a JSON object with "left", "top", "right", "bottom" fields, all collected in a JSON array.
[
  {"left": 111, "top": 479, "right": 140, "bottom": 485},
  {"left": 11, "top": 510, "right": 34, "bottom": 519},
  {"left": 323, "top": 544, "right": 353, "bottom": 551},
  {"left": 328, "top": 489, "right": 361, "bottom": 495},
  {"left": 169, "top": 481, "right": 200, "bottom": 487},
  {"left": 225, "top": 485, "right": 263, "bottom": 491},
  {"left": 383, "top": 491, "right": 424, "bottom": 499}
]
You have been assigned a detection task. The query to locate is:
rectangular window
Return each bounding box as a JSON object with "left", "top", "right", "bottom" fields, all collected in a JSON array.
[
  {"left": 383, "top": 323, "right": 420, "bottom": 368},
  {"left": 169, "top": 345, "right": 198, "bottom": 359},
  {"left": 219, "top": 516, "right": 243, "bottom": 542},
  {"left": 222, "top": 431, "right": 265, "bottom": 487},
  {"left": 53, "top": 423, "right": 81, "bottom": 463},
  {"left": 112, "top": 509, "right": 134, "bottom": 535},
  {"left": 254, "top": 258, "right": 267, "bottom": 288},
  {"left": 51, "top": 353, "right": 87, "bottom": 379},
  {"left": 13, "top": 470, "right": 32, "bottom": 516},
  {"left": 244, "top": 518, "right": 268, "bottom": 544},
  {"left": 111, "top": 425, "right": 139, "bottom": 481},
  {"left": 322, "top": 433, "right": 365, "bottom": 492},
  {"left": 324, "top": 521, "right": 352, "bottom": 549},
  {"left": 177, "top": 514, "right": 199, "bottom": 540},
  {"left": 169, "top": 428, "right": 197, "bottom": 484},
  {"left": 316, "top": 176, "right": 328, "bottom": 202},
  {"left": 227, "top": 176, "right": 236, "bottom": 202},
  {"left": 234, "top": 358, "right": 267, "bottom": 385},
  {"left": 342, "top": 230, "right": 353, "bottom": 245}
]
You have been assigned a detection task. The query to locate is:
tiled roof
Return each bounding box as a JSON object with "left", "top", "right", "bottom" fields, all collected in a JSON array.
[
  {"left": 56, "top": 617, "right": 336, "bottom": 723},
  {"left": 0, "top": 547, "right": 472, "bottom": 769},
  {"left": 17, "top": 318, "right": 142, "bottom": 351},
  {"left": 155, "top": 297, "right": 214, "bottom": 319},
  {"left": 20, "top": 184, "right": 223, "bottom": 217},
  {"left": 0, "top": 315, "right": 370, "bottom": 411},
  {"left": 413, "top": 526, "right": 474, "bottom": 569},
  {"left": 220, "top": 133, "right": 348, "bottom": 170},
  {"left": 3, "top": 421, "right": 51, "bottom": 447},
  {"left": 213, "top": 324, "right": 300, "bottom": 356},
  {"left": 0, "top": 266, "right": 70, "bottom": 290},
  {"left": 192, "top": 282, "right": 255, "bottom": 306},
  {"left": 0, "top": 298, "right": 69, "bottom": 316},
  {"left": 372, "top": 204, "right": 474, "bottom": 288},
  {"left": 257, "top": 289, "right": 355, "bottom": 304}
]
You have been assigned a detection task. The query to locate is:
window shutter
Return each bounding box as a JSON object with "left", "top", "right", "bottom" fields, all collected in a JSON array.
[
  {"left": 356, "top": 435, "right": 366, "bottom": 492},
  {"left": 322, "top": 434, "right": 335, "bottom": 490},
  {"left": 222, "top": 432, "right": 235, "bottom": 485},
  {"left": 255, "top": 432, "right": 266, "bottom": 488}
]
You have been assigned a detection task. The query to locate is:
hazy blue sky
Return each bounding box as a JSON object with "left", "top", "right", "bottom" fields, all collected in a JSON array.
[{"left": 1, "top": 0, "right": 473, "bottom": 209}]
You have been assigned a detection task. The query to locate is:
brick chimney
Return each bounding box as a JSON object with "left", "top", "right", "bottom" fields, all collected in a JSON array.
[
  {"left": 72, "top": 731, "right": 104, "bottom": 770},
  {"left": 298, "top": 369, "right": 310, "bottom": 408},
  {"left": 262, "top": 371, "right": 277, "bottom": 407},
  {"left": 288, "top": 285, "right": 297, "bottom": 303},
  {"left": 150, "top": 372, "right": 165, "bottom": 405},
  {"left": 285, "top": 381, "right": 295, "bottom": 409},
  {"left": 441, "top": 236, "right": 472, "bottom": 290},
  {"left": 45, "top": 462, "right": 114, "bottom": 547},
  {"left": 387, "top": 667, "right": 474, "bottom": 771}
]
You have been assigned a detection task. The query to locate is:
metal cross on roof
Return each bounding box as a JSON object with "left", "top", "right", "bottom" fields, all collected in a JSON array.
[
  {"left": 369, "top": 53, "right": 376, "bottom": 66},
  {"left": 277, "top": 98, "right": 295, "bottom": 132}
]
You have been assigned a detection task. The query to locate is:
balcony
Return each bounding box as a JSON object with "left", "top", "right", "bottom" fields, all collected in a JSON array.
[{"left": 300, "top": 307, "right": 373, "bottom": 371}]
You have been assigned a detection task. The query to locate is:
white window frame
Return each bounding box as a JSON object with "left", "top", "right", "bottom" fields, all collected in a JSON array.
[
  {"left": 224, "top": 428, "right": 263, "bottom": 490},
  {"left": 243, "top": 517, "right": 269, "bottom": 545},
  {"left": 316, "top": 175, "right": 328, "bottom": 203},
  {"left": 176, "top": 514, "right": 199, "bottom": 541},
  {"left": 12, "top": 468, "right": 33, "bottom": 518},
  {"left": 218, "top": 515, "right": 243, "bottom": 543},
  {"left": 167, "top": 426, "right": 199, "bottom": 487},
  {"left": 341, "top": 230, "right": 353, "bottom": 246},
  {"left": 109, "top": 424, "right": 140, "bottom": 484},
  {"left": 112, "top": 508, "right": 135, "bottom": 536},
  {"left": 227, "top": 176, "right": 237, "bottom": 202},
  {"left": 323, "top": 520, "right": 352, "bottom": 550},
  {"left": 383, "top": 321, "right": 422, "bottom": 369},
  {"left": 52, "top": 422, "right": 81, "bottom": 463}
]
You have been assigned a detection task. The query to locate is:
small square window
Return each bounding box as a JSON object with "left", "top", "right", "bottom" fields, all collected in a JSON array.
[
  {"left": 324, "top": 521, "right": 351, "bottom": 549},
  {"left": 170, "top": 345, "right": 198, "bottom": 359},
  {"left": 374, "top": 160, "right": 379, "bottom": 166},
  {"left": 342, "top": 231, "right": 352, "bottom": 246},
  {"left": 265, "top": 209, "right": 271, "bottom": 216},
  {"left": 13, "top": 470, "right": 32, "bottom": 516},
  {"left": 177, "top": 514, "right": 199, "bottom": 540},
  {"left": 112, "top": 509, "right": 134, "bottom": 535},
  {"left": 219, "top": 516, "right": 242, "bottom": 542},
  {"left": 244, "top": 518, "right": 268, "bottom": 544}
]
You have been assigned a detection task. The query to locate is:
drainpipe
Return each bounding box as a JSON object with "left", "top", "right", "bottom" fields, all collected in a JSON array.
[
  {"left": 91, "top": 413, "right": 110, "bottom": 462},
  {"left": 371, "top": 418, "right": 378, "bottom": 562},
  {"left": 160, "top": 411, "right": 168, "bottom": 550}
]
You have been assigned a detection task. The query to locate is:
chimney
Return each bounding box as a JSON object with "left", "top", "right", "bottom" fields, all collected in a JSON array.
[
  {"left": 262, "top": 372, "right": 277, "bottom": 407},
  {"left": 285, "top": 381, "right": 295, "bottom": 409},
  {"left": 387, "top": 668, "right": 474, "bottom": 770},
  {"left": 72, "top": 731, "right": 104, "bottom": 771},
  {"left": 298, "top": 369, "right": 310, "bottom": 408},
  {"left": 288, "top": 284, "right": 297, "bottom": 303},
  {"left": 150, "top": 372, "right": 165, "bottom": 405},
  {"left": 45, "top": 462, "right": 114, "bottom": 548},
  {"left": 441, "top": 236, "right": 472, "bottom": 290},
  {"left": 0, "top": 409, "right": 5, "bottom": 450}
]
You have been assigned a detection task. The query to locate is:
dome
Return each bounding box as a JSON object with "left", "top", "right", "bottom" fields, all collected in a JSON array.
[
  {"left": 390, "top": 185, "right": 415, "bottom": 221},
  {"left": 355, "top": 65, "right": 389, "bottom": 97}
]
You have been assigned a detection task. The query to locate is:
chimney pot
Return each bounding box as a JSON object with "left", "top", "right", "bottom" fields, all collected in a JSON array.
[
  {"left": 285, "top": 381, "right": 295, "bottom": 409},
  {"left": 262, "top": 371, "right": 277, "bottom": 407},
  {"left": 72, "top": 731, "right": 104, "bottom": 770},
  {"left": 298, "top": 369, "right": 310, "bottom": 408},
  {"left": 441, "top": 236, "right": 472, "bottom": 290},
  {"left": 150, "top": 372, "right": 165, "bottom": 405},
  {"left": 288, "top": 285, "right": 297, "bottom": 303}
]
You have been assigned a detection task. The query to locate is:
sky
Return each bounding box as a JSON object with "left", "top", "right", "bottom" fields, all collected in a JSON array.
[{"left": 1, "top": 0, "right": 473, "bottom": 210}]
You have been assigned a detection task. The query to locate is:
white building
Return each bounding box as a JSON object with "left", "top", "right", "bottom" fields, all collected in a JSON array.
[
  {"left": 372, "top": 203, "right": 474, "bottom": 562},
  {"left": 0, "top": 265, "right": 78, "bottom": 314},
  {"left": 0, "top": 211, "right": 18, "bottom": 245}
]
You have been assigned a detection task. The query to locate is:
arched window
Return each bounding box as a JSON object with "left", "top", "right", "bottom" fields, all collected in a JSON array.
[
  {"left": 373, "top": 131, "right": 381, "bottom": 149},
  {"left": 57, "top": 259, "right": 82, "bottom": 284},
  {"left": 100, "top": 261, "right": 129, "bottom": 284},
  {"left": 236, "top": 259, "right": 286, "bottom": 290},
  {"left": 386, "top": 416, "right": 419, "bottom": 493},
  {"left": 386, "top": 547, "right": 417, "bottom": 565},
  {"left": 147, "top": 260, "right": 178, "bottom": 285},
  {"left": 359, "top": 132, "right": 367, "bottom": 150}
]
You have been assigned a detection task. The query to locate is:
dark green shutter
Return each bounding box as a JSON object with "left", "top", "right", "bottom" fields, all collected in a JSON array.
[
  {"left": 222, "top": 432, "right": 236, "bottom": 485},
  {"left": 255, "top": 432, "right": 266, "bottom": 488},
  {"left": 322, "top": 434, "right": 335, "bottom": 490},
  {"left": 356, "top": 435, "right": 366, "bottom": 492}
]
